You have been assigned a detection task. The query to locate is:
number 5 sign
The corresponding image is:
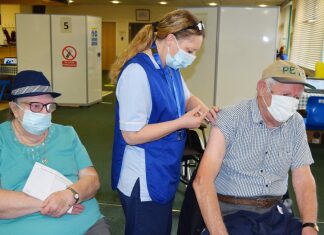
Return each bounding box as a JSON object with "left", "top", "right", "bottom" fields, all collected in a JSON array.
[{"left": 60, "top": 17, "right": 72, "bottom": 33}]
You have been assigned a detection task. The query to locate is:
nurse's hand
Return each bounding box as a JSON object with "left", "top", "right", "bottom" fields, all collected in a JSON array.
[
  {"left": 180, "top": 106, "right": 206, "bottom": 129},
  {"left": 205, "top": 106, "right": 219, "bottom": 125}
]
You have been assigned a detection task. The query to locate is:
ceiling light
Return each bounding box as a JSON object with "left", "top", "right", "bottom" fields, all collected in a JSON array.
[
  {"left": 258, "top": 4, "right": 267, "bottom": 7},
  {"left": 111, "top": 1, "right": 120, "bottom": 4},
  {"left": 68, "top": 0, "right": 74, "bottom": 3},
  {"left": 159, "top": 1, "right": 168, "bottom": 4},
  {"left": 208, "top": 2, "right": 218, "bottom": 6},
  {"left": 262, "top": 36, "right": 269, "bottom": 43}
]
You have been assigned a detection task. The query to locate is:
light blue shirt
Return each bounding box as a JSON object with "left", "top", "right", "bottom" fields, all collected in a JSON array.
[
  {"left": 215, "top": 98, "right": 314, "bottom": 197},
  {"left": 0, "top": 121, "right": 102, "bottom": 235},
  {"left": 116, "top": 53, "right": 191, "bottom": 201}
]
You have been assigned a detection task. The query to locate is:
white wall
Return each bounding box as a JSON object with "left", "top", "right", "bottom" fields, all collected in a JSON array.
[
  {"left": 16, "top": 14, "right": 52, "bottom": 81},
  {"left": 216, "top": 7, "right": 278, "bottom": 107},
  {"left": 42, "top": 5, "right": 175, "bottom": 56},
  {"left": 179, "top": 7, "right": 279, "bottom": 109},
  {"left": 181, "top": 7, "right": 218, "bottom": 108}
]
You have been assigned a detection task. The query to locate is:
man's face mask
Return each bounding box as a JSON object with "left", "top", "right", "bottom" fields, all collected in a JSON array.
[
  {"left": 166, "top": 37, "right": 196, "bottom": 69},
  {"left": 15, "top": 103, "right": 52, "bottom": 135},
  {"left": 263, "top": 85, "right": 299, "bottom": 123}
]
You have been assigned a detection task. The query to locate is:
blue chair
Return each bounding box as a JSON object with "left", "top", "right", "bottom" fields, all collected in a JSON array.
[
  {"left": 0, "top": 80, "right": 10, "bottom": 101},
  {"left": 305, "top": 96, "right": 324, "bottom": 130}
]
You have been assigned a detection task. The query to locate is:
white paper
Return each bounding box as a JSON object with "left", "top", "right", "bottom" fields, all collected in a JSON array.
[{"left": 23, "top": 162, "right": 74, "bottom": 213}]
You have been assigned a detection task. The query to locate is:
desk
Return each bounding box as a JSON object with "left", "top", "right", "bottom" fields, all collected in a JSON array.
[
  {"left": 0, "top": 45, "right": 16, "bottom": 59},
  {"left": 298, "top": 92, "right": 324, "bottom": 110}
]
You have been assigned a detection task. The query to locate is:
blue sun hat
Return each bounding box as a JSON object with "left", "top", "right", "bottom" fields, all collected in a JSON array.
[{"left": 6, "top": 70, "right": 61, "bottom": 101}]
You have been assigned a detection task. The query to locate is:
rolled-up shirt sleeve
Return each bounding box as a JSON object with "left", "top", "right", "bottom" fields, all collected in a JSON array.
[
  {"left": 215, "top": 106, "right": 238, "bottom": 148},
  {"left": 116, "top": 63, "right": 152, "bottom": 132}
]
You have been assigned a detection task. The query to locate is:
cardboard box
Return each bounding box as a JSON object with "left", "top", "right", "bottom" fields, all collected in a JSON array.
[{"left": 306, "top": 130, "right": 324, "bottom": 144}]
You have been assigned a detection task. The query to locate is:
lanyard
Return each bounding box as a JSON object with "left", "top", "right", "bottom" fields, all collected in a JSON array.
[{"left": 151, "top": 42, "right": 182, "bottom": 118}]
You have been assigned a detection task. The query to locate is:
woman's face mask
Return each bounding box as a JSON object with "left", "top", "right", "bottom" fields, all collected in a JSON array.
[
  {"left": 15, "top": 103, "right": 52, "bottom": 135},
  {"left": 263, "top": 86, "right": 299, "bottom": 123},
  {"left": 166, "top": 37, "right": 196, "bottom": 69}
]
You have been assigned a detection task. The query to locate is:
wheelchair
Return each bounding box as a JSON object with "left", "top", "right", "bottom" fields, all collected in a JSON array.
[
  {"left": 178, "top": 125, "right": 207, "bottom": 235},
  {"left": 180, "top": 124, "right": 207, "bottom": 185}
]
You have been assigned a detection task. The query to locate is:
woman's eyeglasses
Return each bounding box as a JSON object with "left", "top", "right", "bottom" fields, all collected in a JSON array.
[{"left": 18, "top": 102, "right": 57, "bottom": 113}]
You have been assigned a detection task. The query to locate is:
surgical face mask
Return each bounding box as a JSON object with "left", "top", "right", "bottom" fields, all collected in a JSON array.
[
  {"left": 166, "top": 37, "right": 196, "bottom": 69},
  {"left": 15, "top": 103, "right": 52, "bottom": 135},
  {"left": 264, "top": 94, "right": 299, "bottom": 123}
]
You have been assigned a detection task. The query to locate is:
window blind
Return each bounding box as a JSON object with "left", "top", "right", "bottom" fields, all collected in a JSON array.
[{"left": 290, "top": 0, "right": 324, "bottom": 70}]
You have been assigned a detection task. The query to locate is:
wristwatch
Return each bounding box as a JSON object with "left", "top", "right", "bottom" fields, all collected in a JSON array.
[
  {"left": 302, "top": 222, "right": 319, "bottom": 232},
  {"left": 67, "top": 187, "right": 80, "bottom": 204}
]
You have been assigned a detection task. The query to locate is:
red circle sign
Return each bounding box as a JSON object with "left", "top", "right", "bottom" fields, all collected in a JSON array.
[{"left": 62, "top": 46, "right": 77, "bottom": 60}]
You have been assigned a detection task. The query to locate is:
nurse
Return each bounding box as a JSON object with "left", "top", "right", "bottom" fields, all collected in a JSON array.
[{"left": 110, "top": 9, "right": 217, "bottom": 235}]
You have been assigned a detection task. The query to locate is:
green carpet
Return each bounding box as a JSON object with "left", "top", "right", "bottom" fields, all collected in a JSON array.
[
  {"left": 289, "top": 143, "right": 324, "bottom": 225},
  {"left": 0, "top": 90, "right": 323, "bottom": 234}
]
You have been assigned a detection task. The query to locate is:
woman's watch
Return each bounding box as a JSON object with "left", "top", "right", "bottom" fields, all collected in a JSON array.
[
  {"left": 302, "top": 222, "right": 319, "bottom": 232},
  {"left": 67, "top": 187, "right": 80, "bottom": 204}
]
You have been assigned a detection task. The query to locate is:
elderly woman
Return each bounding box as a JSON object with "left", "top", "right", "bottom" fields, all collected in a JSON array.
[{"left": 0, "top": 70, "right": 110, "bottom": 235}]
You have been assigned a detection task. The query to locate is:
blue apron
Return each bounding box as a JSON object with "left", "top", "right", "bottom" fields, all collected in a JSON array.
[{"left": 112, "top": 50, "right": 187, "bottom": 204}]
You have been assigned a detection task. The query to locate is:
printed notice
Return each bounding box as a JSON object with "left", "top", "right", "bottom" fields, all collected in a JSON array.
[{"left": 23, "top": 162, "right": 74, "bottom": 213}]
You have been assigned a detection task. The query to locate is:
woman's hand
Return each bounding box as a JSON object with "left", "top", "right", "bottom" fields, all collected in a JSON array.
[
  {"left": 185, "top": 95, "right": 220, "bottom": 126},
  {"left": 70, "top": 204, "right": 84, "bottom": 214},
  {"left": 205, "top": 106, "right": 220, "bottom": 125},
  {"left": 179, "top": 106, "right": 206, "bottom": 129},
  {"left": 40, "top": 189, "right": 77, "bottom": 217}
]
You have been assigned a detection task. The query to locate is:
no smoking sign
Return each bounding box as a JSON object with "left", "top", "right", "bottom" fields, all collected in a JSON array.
[{"left": 62, "top": 45, "right": 77, "bottom": 67}]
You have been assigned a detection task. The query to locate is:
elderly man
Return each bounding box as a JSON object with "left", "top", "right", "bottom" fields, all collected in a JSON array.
[{"left": 194, "top": 60, "right": 318, "bottom": 235}]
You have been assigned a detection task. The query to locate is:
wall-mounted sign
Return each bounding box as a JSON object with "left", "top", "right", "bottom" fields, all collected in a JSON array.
[
  {"left": 91, "top": 27, "right": 98, "bottom": 46},
  {"left": 62, "top": 45, "right": 77, "bottom": 67},
  {"left": 61, "top": 17, "right": 72, "bottom": 33}
]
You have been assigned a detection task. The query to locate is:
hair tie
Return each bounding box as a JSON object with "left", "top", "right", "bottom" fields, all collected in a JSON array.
[{"left": 152, "top": 21, "right": 159, "bottom": 33}]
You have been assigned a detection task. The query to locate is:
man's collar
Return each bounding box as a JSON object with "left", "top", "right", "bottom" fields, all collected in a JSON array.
[{"left": 251, "top": 98, "right": 264, "bottom": 124}]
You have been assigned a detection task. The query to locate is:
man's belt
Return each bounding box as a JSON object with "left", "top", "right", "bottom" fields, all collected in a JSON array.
[{"left": 217, "top": 194, "right": 282, "bottom": 208}]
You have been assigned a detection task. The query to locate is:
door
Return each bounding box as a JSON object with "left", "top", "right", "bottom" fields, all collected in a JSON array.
[{"left": 102, "top": 22, "right": 116, "bottom": 71}]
